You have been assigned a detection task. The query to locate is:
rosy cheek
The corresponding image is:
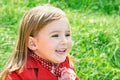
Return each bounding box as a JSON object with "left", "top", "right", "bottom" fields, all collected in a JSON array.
[{"left": 68, "top": 39, "right": 72, "bottom": 45}]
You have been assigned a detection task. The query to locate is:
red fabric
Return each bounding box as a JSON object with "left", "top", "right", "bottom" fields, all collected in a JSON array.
[
  {"left": 30, "top": 53, "right": 63, "bottom": 77},
  {"left": 5, "top": 53, "right": 80, "bottom": 80}
]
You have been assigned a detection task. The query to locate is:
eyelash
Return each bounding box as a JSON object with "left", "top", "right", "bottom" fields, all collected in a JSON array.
[
  {"left": 66, "top": 34, "right": 70, "bottom": 36},
  {"left": 51, "top": 34, "right": 70, "bottom": 37},
  {"left": 52, "top": 34, "right": 59, "bottom": 37}
]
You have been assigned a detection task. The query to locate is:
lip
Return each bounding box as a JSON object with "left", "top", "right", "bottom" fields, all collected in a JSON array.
[{"left": 55, "top": 49, "right": 67, "bottom": 55}]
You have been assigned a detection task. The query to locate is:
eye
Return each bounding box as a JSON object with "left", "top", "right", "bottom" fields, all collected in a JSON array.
[
  {"left": 66, "top": 33, "right": 70, "bottom": 37},
  {"left": 51, "top": 34, "right": 59, "bottom": 37}
]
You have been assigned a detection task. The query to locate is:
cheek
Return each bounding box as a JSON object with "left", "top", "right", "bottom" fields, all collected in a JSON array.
[
  {"left": 37, "top": 39, "right": 50, "bottom": 49},
  {"left": 68, "top": 39, "right": 73, "bottom": 48},
  {"left": 44, "top": 39, "right": 58, "bottom": 49}
]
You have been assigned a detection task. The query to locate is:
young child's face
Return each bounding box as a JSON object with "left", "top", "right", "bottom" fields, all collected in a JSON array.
[{"left": 34, "top": 17, "right": 72, "bottom": 63}]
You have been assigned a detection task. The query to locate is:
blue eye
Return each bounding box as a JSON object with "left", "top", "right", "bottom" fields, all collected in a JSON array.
[{"left": 52, "top": 34, "right": 59, "bottom": 37}]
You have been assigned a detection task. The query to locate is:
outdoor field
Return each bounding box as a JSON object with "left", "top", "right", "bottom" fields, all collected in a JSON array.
[{"left": 0, "top": 0, "right": 120, "bottom": 80}]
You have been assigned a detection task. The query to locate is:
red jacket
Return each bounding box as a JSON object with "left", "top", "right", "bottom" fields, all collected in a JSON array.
[{"left": 5, "top": 55, "right": 80, "bottom": 80}]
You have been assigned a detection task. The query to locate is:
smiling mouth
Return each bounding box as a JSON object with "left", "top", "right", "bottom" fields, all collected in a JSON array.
[{"left": 55, "top": 49, "right": 67, "bottom": 54}]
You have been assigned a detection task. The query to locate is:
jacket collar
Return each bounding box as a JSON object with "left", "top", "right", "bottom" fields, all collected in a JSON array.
[
  {"left": 25, "top": 54, "right": 40, "bottom": 68},
  {"left": 25, "top": 52, "right": 69, "bottom": 69}
]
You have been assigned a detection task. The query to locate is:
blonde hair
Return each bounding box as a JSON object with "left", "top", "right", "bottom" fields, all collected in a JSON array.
[{"left": 0, "top": 4, "right": 66, "bottom": 80}]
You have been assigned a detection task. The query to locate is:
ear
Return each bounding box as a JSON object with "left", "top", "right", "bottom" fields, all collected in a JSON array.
[{"left": 28, "top": 36, "right": 37, "bottom": 51}]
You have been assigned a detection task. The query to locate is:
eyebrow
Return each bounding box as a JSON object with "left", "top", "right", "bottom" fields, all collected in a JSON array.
[{"left": 50, "top": 30, "right": 70, "bottom": 34}]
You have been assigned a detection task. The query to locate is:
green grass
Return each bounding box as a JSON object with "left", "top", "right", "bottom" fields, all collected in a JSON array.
[
  {"left": 69, "top": 13, "right": 120, "bottom": 80},
  {"left": 0, "top": 0, "right": 120, "bottom": 80}
]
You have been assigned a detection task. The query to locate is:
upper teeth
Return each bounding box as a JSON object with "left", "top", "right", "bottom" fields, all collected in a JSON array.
[{"left": 56, "top": 49, "right": 65, "bottom": 52}]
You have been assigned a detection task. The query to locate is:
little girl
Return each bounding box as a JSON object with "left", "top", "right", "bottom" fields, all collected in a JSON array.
[{"left": 0, "top": 4, "right": 80, "bottom": 80}]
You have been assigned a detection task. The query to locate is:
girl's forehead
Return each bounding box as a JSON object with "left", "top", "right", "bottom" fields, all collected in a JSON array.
[{"left": 42, "top": 18, "right": 70, "bottom": 31}]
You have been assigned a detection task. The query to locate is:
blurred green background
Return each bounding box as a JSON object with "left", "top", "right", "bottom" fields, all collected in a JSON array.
[{"left": 0, "top": 0, "right": 120, "bottom": 80}]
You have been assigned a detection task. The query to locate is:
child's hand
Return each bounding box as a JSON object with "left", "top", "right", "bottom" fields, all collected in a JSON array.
[{"left": 58, "top": 67, "right": 76, "bottom": 80}]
